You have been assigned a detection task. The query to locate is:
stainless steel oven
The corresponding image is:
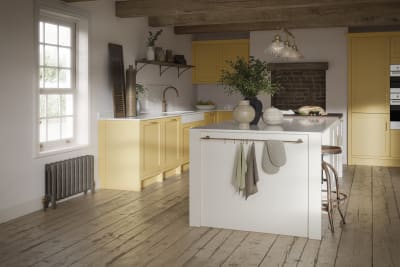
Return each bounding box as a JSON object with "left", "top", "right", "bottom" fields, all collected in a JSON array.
[{"left": 390, "top": 65, "right": 400, "bottom": 129}]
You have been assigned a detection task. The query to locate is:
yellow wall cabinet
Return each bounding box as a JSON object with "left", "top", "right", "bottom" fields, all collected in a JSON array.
[
  {"left": 98, "top": 116, "right": 181, "bottom": 191},
  {"left": 192, "top": 39, "right": 249, "bottom": 84},
  {"left": 348, "top": 32, "right": 400, "bottom": 166}
]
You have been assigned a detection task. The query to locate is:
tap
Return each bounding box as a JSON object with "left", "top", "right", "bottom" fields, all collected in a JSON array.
[{"left": 162, "top": 86, "right": 179, "bottom": 112}]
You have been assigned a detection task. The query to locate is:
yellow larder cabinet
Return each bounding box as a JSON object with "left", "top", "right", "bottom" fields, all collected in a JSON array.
[
  {"left": 349, "top": 35, "right": 389, "bottom": 114},
  {"left": 98, "top": 116, "right": 181, "bottom": 191},
  {"left": 192, "top": 39, "right": 249, "bottom": 84}
]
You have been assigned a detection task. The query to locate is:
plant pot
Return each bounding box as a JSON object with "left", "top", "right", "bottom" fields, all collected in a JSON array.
[
  {"left": 233, "top": 100, "right": 255, "bottom": 129},
  {"left": 146, "top": 46, "right": 155, "bottom": 61},
  {"left": 245, "top": 97, "right": 263, "bottom": 125},
  {"left": 263, "top": 107, "right": 283, "bottom": 125}
]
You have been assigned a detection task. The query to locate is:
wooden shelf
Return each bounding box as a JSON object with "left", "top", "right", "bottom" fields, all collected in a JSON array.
[{"left": 135, "top": 59, "right": 194, "bottom": 78}]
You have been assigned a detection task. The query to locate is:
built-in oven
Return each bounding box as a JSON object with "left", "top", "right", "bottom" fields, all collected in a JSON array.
[{"left": 390, "top": 65, "right": 400, "bottom": 129}]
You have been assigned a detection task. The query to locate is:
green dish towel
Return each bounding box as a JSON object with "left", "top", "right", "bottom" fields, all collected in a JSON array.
[
  {"left": 245, "top": 143, "right": 259, "bottom": 199},
  {"left": 234, "top": 143, "right": 247, "bottom": 192}
]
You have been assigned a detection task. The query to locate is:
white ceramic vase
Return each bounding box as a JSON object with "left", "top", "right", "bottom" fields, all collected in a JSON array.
[
  {"left": 233, "top": 100, "right": 255, "bottom": 129},
  {"left": 263, "top": 106, "right": 283, "bottom": 125},
  {"left": 146, "top": 46, "right": 155, "bottom": 61}
]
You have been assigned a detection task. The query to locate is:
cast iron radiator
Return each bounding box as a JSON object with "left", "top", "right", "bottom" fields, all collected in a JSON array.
[{"left": 43, "top": 155, "right": 95, "bottom": 210}]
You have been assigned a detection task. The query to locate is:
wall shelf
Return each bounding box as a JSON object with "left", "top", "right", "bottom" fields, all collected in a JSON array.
[{"left": 135, "top": 59, "right": 194, "bottom": 78}]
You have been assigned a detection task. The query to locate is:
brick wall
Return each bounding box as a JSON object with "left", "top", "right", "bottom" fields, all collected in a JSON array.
[{"left": 268, "top": 62, "right": 328, "bottom": 110}]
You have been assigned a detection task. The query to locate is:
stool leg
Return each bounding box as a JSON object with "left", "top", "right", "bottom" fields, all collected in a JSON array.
[
  {"left": 322, "top": 161, "right": 335, "bottom": 232},
  {"left": 325, "top": 161, "right": 346, "bottom": 225}
]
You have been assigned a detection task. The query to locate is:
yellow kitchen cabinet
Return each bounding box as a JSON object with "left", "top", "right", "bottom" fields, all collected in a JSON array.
[
  {"left": 204, "top": 111, "right": 217, "bottom": 125},
  {"left": 181, "top": 120, "right": 204, "bottom": 164},
  {"left": 140, "top": 119, "right": 164, "bottom": 178},
  {"left": 98, "top": 116, "right": 182, "bottom": 191},
  {"left": 391, "top": 36, "right": 400, "bottom": 64},
  {"left": 391, "top": 130, "right": 400, "bottom": 158},
  {"left": 192, "top": 43, "right": 220, "bottom": 83},
  {"left": 164, "top": 117, "right": 181, "bottom": 169},
  {"left": 351, "top": 113, "right": 390, "bottom": 158},
  {"left": 349, "top": 34, "right": 390, "bottom": 114},
  {"left": 192, "top": 39, "right": 249, "bottom": 84},
  {"left": 217, "top": 111, "right": 233, "bottom": 122}
]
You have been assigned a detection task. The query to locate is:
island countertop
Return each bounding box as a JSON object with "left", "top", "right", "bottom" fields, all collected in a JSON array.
[{"left": 193, "top": 116, "right": 340, "bottom": 134}]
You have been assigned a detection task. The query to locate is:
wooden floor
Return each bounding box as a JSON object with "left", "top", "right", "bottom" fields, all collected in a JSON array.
[{"left": 1, "top": 166, "right": 400, "bottom": 267}]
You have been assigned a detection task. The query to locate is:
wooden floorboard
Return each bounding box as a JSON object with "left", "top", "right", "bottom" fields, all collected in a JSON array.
[{"left": 0, "top": 166, "right": 400, "bottom": 267}]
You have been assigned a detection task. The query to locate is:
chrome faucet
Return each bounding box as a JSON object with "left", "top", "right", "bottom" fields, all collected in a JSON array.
[{"left": 162, "top": 86, "right": 179, "bottom": 112}]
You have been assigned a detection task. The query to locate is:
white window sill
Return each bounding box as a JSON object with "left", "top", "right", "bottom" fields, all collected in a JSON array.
[{"left": 35, "top": 144, "right": 89, "bottom": 159}]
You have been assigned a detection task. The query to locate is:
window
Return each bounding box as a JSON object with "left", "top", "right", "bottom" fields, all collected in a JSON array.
[
  {"left": 39, "top": 19, "right": 75, "bottom": 150},
  {"left": 37, "top": 6, "right": 89, "bottom": 155}
]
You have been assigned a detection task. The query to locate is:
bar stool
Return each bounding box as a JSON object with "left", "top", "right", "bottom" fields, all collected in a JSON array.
[{"left": 321, "top": 145, "right": 347, "bottom": 232}]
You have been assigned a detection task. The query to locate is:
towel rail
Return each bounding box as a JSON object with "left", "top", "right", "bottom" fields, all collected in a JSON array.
[{"left": 200, "top": 136, "right": 303, "bottom": 144}]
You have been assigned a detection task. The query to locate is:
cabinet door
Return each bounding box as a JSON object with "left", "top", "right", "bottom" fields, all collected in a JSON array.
[
  {"left": 164, "top": 117, "right": 180, "bottom": 168},
  {"left": 182, "top": 123, "right": 192, "bottom": 164},
  {"left": 351, "top": 113, "right": 390, "bottom": 157},
  {"left": 391, "top": 130, "right": 400, "bottom": 158},
  {"left": 221, "top": 41, "right": 249, "bottom": 73},
  {"left": 204, "top": 112, "right": 216, "bottom": 125},
  {"left": 217, "top": 111, "right": 233, "bottom": 123},
  {"left": 192, "top": 43, "right": 220, "bottom": 84},
  {"left": 391, "top": 36, "right": 400, "bottom": 64},
  {"left": 350, "top": 36, "right": 390, "bottom": 113},
  {"left": 141, "top": 119, "right": 164, "bottom": 177}
]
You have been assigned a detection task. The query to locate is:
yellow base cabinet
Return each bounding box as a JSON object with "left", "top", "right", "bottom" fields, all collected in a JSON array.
[
  {"left": 350, "top": 113, "right": 390, "bottom": 158},
  {"left": 391, "top": 36, "right": 400, "bottom": 64},
  {"left": 181, "top": 120, "right": 205, "bottom": 164},
  {"left": 216, "top": 111, "right": 233, "bottom": 123},
  {"left": 391, "top": 130, "right": 400, "bottom": 158},
  {"left": 204, "top": 111, "right": 217, "bottom": 125},
  {"left": 98, "top": 116, "right": 182, "bottom": 191},
  {"left": 192, "top": 39, "right": 249, "bottom": 84}
]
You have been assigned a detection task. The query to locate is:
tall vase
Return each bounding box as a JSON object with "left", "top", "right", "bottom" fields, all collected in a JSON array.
[
  {"left": 246, "top": 97, "right": 263, "bottom": 125},
  {"left": 146, "top": 46, "right": 155, "bottom": 61},
  {"left": 125, "top": 65, "right": 137, "bottom": 117},
  {"left": 233, "top": 100, "right": 255, "bottom": 130}
]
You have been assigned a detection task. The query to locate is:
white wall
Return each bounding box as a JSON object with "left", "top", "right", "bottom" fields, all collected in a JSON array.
[
  {"left": 0, "top": 0, "right": 193, "bottom": 223},
  {"left": 196, "top": 28, "right": 348, "bottom": 162}
]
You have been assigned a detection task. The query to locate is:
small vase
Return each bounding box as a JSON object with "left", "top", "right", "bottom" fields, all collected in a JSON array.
[
  {"left": 263, "top": 107, "right": 283, "bottom": 125},
  {"left": 246, "top": 97, "right": 263, "bottom": 125},
  {"left": 146, "top": 46, "right": 155, "bottom": 61},
  {"left": 233, "top": 100, "right": 255, "bottom": 129}
]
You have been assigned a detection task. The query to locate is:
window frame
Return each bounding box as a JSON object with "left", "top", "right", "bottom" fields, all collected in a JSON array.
[
  {"left": 38, "top": 16, "right": 77, "bottom": 151},
  {"left": 35, "top": 1, "right": 90, "bottom": 157}
]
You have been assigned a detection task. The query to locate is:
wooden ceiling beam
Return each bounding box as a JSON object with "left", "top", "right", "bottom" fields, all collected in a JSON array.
[
  {"left": 62, "top": 0, "right": 96, "bottom": 2},
  {"left": 116, "top": 0, "right": 395, "bottom": 18},
  {"left": 150, "top": 2, "right": 400, "bottom": 27}
]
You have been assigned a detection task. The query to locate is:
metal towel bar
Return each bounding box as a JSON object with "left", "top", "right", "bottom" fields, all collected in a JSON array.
[{"left": 200, "top": 136, "right": 303, "bottom": 144}]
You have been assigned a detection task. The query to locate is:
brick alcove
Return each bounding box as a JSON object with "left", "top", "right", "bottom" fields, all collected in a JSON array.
[{"left": 267, "top": 62, "right": 329, "bottom": 110}]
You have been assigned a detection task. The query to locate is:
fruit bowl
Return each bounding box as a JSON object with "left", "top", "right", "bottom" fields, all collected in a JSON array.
[{"left": 195, "top": 104, "right": 216, "bottom": 110}]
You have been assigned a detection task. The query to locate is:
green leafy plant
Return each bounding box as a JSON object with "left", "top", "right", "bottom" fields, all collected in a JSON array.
[
  {"left": 220, "top": 57, "right": 280, "bottom": 98},
  {"left": 146, "top": 29, "right": 163, "bottom": 47},
  {"left": 136, "top": 84, "right": 147, "bottom": 99}
]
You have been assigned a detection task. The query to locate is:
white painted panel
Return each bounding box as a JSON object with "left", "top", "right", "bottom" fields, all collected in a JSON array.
[{"left": 199, "top": 132, "right": 309, "bottom": 237}]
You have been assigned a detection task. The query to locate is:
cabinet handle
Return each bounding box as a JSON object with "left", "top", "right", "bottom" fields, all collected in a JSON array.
[{"left": 386, "top": 122, "right": 388, "bottom": 131}]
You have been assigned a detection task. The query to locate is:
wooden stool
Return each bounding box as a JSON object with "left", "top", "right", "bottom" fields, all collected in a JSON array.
[{"left": 321, "top": 145, "right": 347, "bottom": 232}]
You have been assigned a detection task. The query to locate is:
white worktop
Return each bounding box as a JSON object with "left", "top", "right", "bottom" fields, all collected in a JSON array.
[
  {"left": 195, "top": 116, "right": 340, "bottom": 134},
  {"left": 98, "top": 109, "right": 232, "bottom": 121}
]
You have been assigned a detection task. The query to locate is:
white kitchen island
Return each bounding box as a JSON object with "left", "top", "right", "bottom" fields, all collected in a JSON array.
[{"left": 189, "top": 116, "right": 342, "bottom": 240}]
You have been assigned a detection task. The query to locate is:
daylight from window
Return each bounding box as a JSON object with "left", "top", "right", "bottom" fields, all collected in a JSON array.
[{"left": 39, "top": 20, "right": 74, "bottom": 148}]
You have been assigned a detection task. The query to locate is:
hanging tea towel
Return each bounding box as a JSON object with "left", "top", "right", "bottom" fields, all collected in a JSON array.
[
  {"left": 233, "top": 143, "right": 247, "bottom": 192},
  {"left": 245, "top": 143, "right": 259, "bottom": 199},
  {"left": 262, "top": 140, "right": 286, "bottom": 174}
]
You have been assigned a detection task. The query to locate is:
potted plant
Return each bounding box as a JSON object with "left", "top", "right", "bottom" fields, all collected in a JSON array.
[
  {"left": 146, "top": 29, "right": 163, "bottom": 61},
  {"left": 220, "top": 56, "right": 280, "bottom": 125}
]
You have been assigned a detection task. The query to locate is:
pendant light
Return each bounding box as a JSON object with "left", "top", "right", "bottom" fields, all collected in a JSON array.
[{"left": 266, "top": 28, "right": 303, "bottom": 59}]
